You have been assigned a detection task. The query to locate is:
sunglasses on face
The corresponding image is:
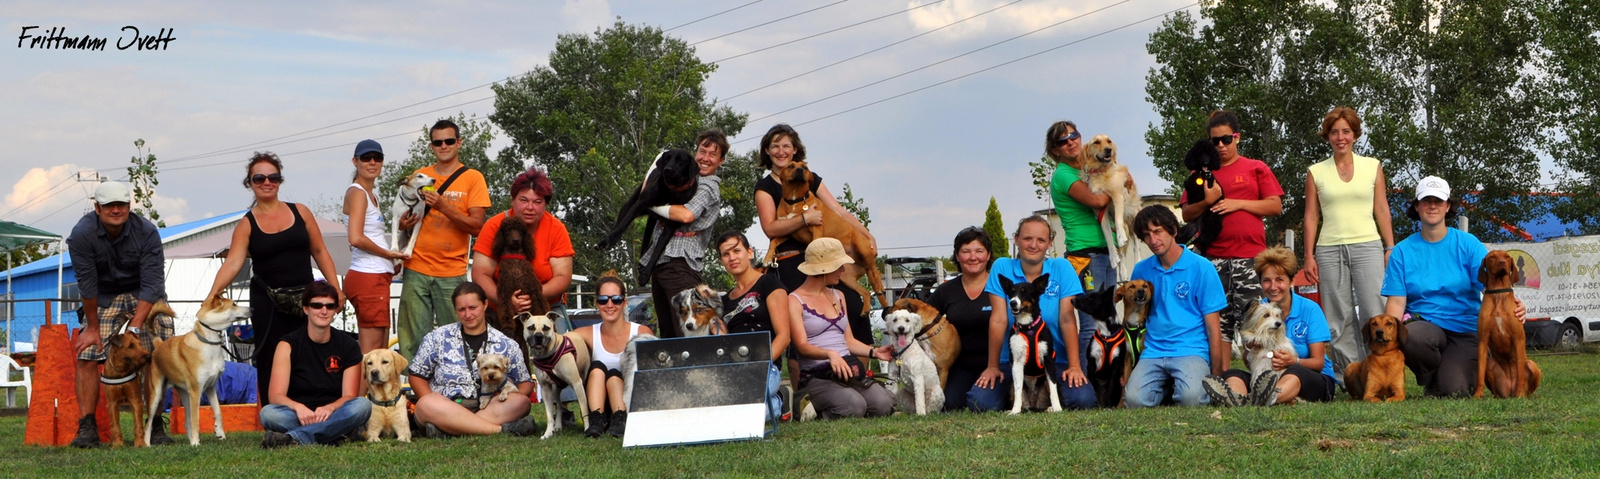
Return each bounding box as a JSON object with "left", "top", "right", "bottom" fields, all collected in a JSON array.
[
  {"left": 305, "top": 301, "right": 340, "bottom": 311},
  {"left": 1212, "top": 133, "right": 1238, "bottom": 146},
  {"left": 1053, "top": 131, "right": 1082, "bottom": 147},
  {"left": 596, "top": 295, "right": 625, "bottom": 305},
  {"left": 430, "top": 138, "right": 458, "bottom": 147},
  {"left": 250, "top": 173, "right": 284, "bottom": 185},
  {"left": 359, "top": 153, "right": 384, "bottom": 163}
]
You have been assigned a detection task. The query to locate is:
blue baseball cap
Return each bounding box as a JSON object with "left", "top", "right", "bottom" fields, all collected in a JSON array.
[{"left": 354, "top": 139, "right": 383, "bottom": 157}]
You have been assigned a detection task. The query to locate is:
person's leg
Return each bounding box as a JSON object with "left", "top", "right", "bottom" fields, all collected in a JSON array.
[
  {"left": 413, "top": 393, "right": 500, "bottom": 436},
  {"left": 248, "top": 281, "right": 279, "bottom": 406},
  {"left": 1282, "top": 364, "right": 1326, "bottom": 403},
  {"left": 1075, "top": 253, "right": 1117, "bottom": 329},
  {"left": 1348, "top": 240, "right": 1387, "bottom": 352},
  {"left": 966, "top": 365, "right": 1008, "bottom": 412},
  {"left": 857, "top": 382, "right": 896, "bottom": 417},
  {"left": 1433, "top": 331, "right": 1480, "bottom": 398},
  {"left": 475, "top": 391, "right": 532, "bottom": 425},
  {"left": 584, "top": 362, "right": 610, "bottom": 437},
  {"left": 349, "top": 271, "right": 393, "bottom": 354},
  {"left": 1221, "top": 369, "right": 1251, "bottom": 395},
  {"left": 766, "top": 363, "right": 783, "bottom": 419},
  {"left": 1168, "top": 356, "right": 1213, "bottom": 406},
  {"left": 1273, "top": 366, "right": 1306, "bottom": 405},
  {"left": 1058, "top": 332, "right": 1099, "bottom": 410},
  {"left": 1211, "top": 258, "right": 1261, "bottom": 344},
  {"left": 258, "top": 404, "right": 302, "bottom": 433},
  {"left": 396, "top": 269, "right": 430, "bottom": 361},
  {"left": 650, "top": 259, "right": 699, "bottom": 338},
  {"left": 430, "top": 274, "right": 465, "bottom": 330},
  {"left": 1317, "top": 244, "right": 1360, "bottom": 381},
  {"left": 801, "top": 379, "right": 867, "bottom": 419},
  {"left": 1123, "top": 358, "right": 1171, "bottom": 408},
  {"left": 1401, "top": 320, "right": 1447, "bottom": 395},
  {"left": 942, "top": 367, "right": 979, "bottom": 412},
  {"left": 605, "top": 369, "right": 629, "bottom": 437},
  {"left": 287, "top": 398, "right": 374, "bottom": 444}
]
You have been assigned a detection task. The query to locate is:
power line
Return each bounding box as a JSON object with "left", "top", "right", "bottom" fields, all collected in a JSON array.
[
  {"left": 0, "top": 176, "right": 75, "bottom": 220},
  {"left": 710, "top": 1, "right": 945, "bottom": 64},
  {"left": 29, "top": 182, "right": 94, "bottom": 225},
  {"left": 666, "top": 0, "right": 765, "bottom": 32},
  {"left": 745, "top": 0, "right": 1133, "bottom": 126},
  {"left": 162, "top": 129, "right": 424, "bottom": 174},
  {"left": 689, "top": 0, "right": 851, "bottom": 46},
  {"left": 722, "top": 0, "right": 1024, "bottom": 102}
]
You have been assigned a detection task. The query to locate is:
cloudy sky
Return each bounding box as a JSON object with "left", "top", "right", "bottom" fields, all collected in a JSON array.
[{"left": 2, "top": 0, "right": 1202, "bottom": 259}]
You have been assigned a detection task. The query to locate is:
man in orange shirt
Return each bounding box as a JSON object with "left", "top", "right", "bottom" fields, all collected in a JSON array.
[{"left": 396, "top": 119, "right": 490, "bottom": 360}]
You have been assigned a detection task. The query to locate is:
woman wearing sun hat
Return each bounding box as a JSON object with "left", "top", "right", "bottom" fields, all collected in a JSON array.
[{"left": 788, "top": 238, "right": 895, "bottom": 419}]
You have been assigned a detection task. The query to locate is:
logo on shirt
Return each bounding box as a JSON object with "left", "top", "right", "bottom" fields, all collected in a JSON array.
[
  {"left": 1291, "top": 317, "right": 1308, "bottom": 341},
  {"left": 327, "top": 356, "right": 340, "bottom": 373},
  {"left": 734, "top": 293, "right": 760, "bottom": 315},
  {"left": 1175, "top": 281, "right": 1191, "bottom": 300},
  {"left": 1043, "top": 279, "right": 1064, "bottom": 299}
]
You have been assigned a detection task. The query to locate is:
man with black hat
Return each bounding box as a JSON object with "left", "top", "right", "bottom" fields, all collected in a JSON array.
[{"left": 67, "top": 181, "right": 176, "bottom": 447}]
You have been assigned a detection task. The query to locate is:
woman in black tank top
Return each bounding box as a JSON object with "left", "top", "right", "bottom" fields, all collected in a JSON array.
[
  {"left": 204, "top": 152, "right": 345, "bottom": 406},
  {"left": 751, "top": 124, "right": 876, "bottom": 291}
]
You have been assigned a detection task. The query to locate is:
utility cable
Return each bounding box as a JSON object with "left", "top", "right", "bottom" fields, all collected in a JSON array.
[
  {"left": 710, "top": 1, "right": 945, "bottom": 64},
  {"left": 666, "top": 0, "right": 765, "bottom": 32},
  {"left": 689, "top": 0, "right": 851, "bottom": 46}
]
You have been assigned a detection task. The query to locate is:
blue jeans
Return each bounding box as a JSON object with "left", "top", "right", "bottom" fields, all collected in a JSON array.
[
  {"left": 1075, "top": 252, "right": 1116, "bottom": 334},
  {"left": 260, "top": 398, "right": 373, "bottom": 445},
  {"left": 766, "top": 362, "right": 782, "bottom": 419},
  {"left": 967, "top": 332, "right": 1100, "bottom": 411},
  {"left": 1123, "top": 356, "right": 1211, "bottom": 408}
]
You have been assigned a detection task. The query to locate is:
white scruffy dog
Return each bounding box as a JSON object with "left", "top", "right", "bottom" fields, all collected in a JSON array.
[{"left": 882, "top": 309, "right": 944, "bottom": 415}]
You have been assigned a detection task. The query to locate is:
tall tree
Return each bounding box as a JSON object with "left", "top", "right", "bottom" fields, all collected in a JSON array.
[
  {"left": 983, "top": 197, "right": 1009, "bottom": 258},
  {"left": 127, "top": 138, "right": 165, "bottom": 227},
  {"left": 1536, "top": 1, "right": 1600, "bottom": 235},
  {"left": 375, "top": 113, "right": 506, "bottom": 231},
  {"left": 491, "top": 21, "right": 748, "bottom": 283}
]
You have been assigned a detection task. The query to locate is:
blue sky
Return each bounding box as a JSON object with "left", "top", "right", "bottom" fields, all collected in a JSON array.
[{"left": 1, "top": 0, "right": 1198, "bottom": 258}]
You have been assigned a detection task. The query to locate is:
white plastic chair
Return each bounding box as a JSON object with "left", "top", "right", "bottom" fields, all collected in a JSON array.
[{"left": 0, "top": 354, "right": 31, "bottom": 407}]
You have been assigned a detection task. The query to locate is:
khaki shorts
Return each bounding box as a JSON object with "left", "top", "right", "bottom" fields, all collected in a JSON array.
[{"left": 77, "top": 293, "right": 174, "bottom": 361}]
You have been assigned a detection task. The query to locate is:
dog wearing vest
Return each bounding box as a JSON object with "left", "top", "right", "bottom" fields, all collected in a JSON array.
[
  {"left": 492, "top": 215, "right": 548, "bottom": 359},
  {"left": 1116, "top": 279, "right": 1154, "bottom": 363},
  {"left": 882, "top": 298, "right": 960, "bottom": 387},
  {"left": 675, "top": 285, "right": 726, "bottom": 337},
  {"left": 390, "top": 172, "right": 436, "bottom": 266},
  {"left": 1477, "top": 250, "right": 1542, "bottom": 398},
  {"left": 882, "top": 305, "right": 944, "bottom": 415},
  {"left": 1000, "top": 274, "right": 1062, "bottom": 414},
  {"left": 521, "top": 311, "right": 590, "bottom": 439},
  {"left": 102, "top": 329, "right": 154, "bottom": 447},
  {"left": 361, "top": 349, "right": 410, "bottom": 442},
  {"left": 145, "top": 294, "right": 250, "bottom": 446},
  {"left": 1072, "top": 286, "right": 1129, "bottom": 408}
]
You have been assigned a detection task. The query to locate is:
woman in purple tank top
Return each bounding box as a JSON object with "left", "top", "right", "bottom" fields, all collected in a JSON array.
[{"left": 788, "top": 238, "right": 894, "bottom": 420}]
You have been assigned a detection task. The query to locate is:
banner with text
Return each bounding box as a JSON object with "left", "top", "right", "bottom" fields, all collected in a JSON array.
[{"left": 1485, "top": 235, "right": 1600, "bottom": 319}]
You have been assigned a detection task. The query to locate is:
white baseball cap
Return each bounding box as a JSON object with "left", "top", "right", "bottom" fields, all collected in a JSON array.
[
  {"left": 1415, "top": 176, "right": 1450, "bottom": 201},
  {"left": 93, "top": 181, "right": 133, "bottom": 205}
]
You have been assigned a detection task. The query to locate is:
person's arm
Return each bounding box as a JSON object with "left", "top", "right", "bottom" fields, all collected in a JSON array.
[
  {"left": 205, "top": 220, "right": 252, "bottom": 300},
  {"left": 1204, "top": 311, "right": 1227, "bottom": 376},
  {"left": 470, "top": 251, "right": 500, "bottom": 307},
  {"left": 316, "top": 361, "right": 364, "bottom": 420},
  {"left": 1181, "top": 181, "right": 1223, "bottom": 222},
  {"left": 73, "top": 297, "right": 101, "bottom": 354},
  {"left": 267, "top": 342, "right": 318, "bottom": 424},
  {"left": 1211, "top": 196, "right": 1283, "bottom": 217},
  {"left": 1303, "top": 174, "right": 1322, "bottom": 284},
  {"left": 408, "top": 375, "right": 434, "bottom": 398},
  {"left": 300, "top": 204, "right": 345, "bottom": 305},
  {"left": 756, "top": 189, "right": 808, "bottom": 239},
  {"left": 1384, "top": 296, "right": 1407, "bottom": 318},
  {"left": 788, "top": 294, "right": 854, "bottom": 380},
  {"left": 134, "top": 224, "right": 166, "bottom": 322},
  {"left": 542, "top": 256, "right": 573, "bottom": 301},
  {"left": 1058, "top": 296, "right": 1086, "bottom": 387},
  {"left": 978, "top": 293, "right": 1007, "bottom": 389},
  {"left": 1373, "top": 165, "right": 1396, "bottom": 263},
  {"left": 1296, "top": 342, "right": 1327, "bottom": 372},
  {"left": 814, "top": 181, "right": 874, "bottom": 246},
  {"left": 1067, "top": 180, "right": 1111, "bottom": 210},
  {"left": 420, "top": 188, "right": 487, "bottom": 235},
  {"left": 345, "top": 187, "right": 405, "bottom": 259},
  {"left": 765, "top": 288, "right": 793, "bottom": 362}
]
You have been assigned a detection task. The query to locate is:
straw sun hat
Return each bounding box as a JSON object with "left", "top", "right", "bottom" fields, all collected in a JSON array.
[{"left": 797, "top": 238, "right": 855, "bottom": 276}]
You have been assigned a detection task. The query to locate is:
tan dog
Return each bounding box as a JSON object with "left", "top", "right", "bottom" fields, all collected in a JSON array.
[
  {"left": 361, "top": 349, "right": 410, "bottom": 443},
  {"left": 1344, "top": 314, "right": 1406, "bottom": 402},
  {"left": 1477, "top": 250, "right": 1542, "bottom": 398},
  {"left": 882, "top": 299, "right": 959, "bottom": 387},
  {"left": 1234, "top": 302, "right": 1291, "bottom": 405},
  {"left": 477, "top": 353, "right": 519, "bottom": 402},
  {"left": 101, "top": 330, "right": 152, "bottom": 447},
  {"left": 1081, "top": 134, "right": 1140, "bottom": 277},
  {"left": 145, "top": 294, "right": 250, "bottom": 446},
  {"left": 769, "top": 160, "right": 887, "bottom": 307},
  {"left": 521, "top": 311, "right": 590, "bottom": 439}
]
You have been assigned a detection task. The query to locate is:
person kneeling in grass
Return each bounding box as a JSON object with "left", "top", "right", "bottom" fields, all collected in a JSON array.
[
  {"left": 408, "top": 282, "right": 539, "bottom": 437},
  {"left": 1123, "top": 206, "right": 1229, "bottom": 408}
]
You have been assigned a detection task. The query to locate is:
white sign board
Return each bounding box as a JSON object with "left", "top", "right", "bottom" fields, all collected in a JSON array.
[{"left": 1484, "top": 235, "right": 1600, "bottom": 319}]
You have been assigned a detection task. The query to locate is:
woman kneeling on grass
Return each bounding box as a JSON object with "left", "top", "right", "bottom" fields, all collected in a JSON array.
[
  {"left": 790, "top": 238, "right": 895, "bottom": 419},
  {"left": 260, "top": 280, "right": 371, "bottom": 447},
  {"left": 408, "top": 282, "right": 539, "bottom": 437},
  {"left": 1203, "top": 247, "right": 1336, "bottom": 406}
]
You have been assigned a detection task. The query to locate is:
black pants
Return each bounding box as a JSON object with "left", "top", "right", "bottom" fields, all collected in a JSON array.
[
  {"left": 1402, "top": 320, "right": 1478, "bottom": 398},
  {"left": 650, "top": 258, "right": 700, "bottom": 339},
  {"left": 250, "top": 281, "right": 307, "bottom": 406},
  {"left": 1221, "top": 364, "right": 1334, "bottom": 402}
]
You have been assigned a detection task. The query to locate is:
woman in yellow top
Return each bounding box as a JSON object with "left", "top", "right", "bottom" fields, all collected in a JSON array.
[{"left": 1301, "top": 107, "right": 1395, "bottom": 382}]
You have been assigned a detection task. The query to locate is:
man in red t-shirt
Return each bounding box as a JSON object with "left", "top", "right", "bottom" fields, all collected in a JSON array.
[{"left": 1179, "top": 111, "right": 1284, "bottom": 343}]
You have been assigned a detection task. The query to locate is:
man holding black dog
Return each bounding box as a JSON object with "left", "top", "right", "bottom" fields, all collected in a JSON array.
[
  {"left": 646, "top": 129, "right": 727, "bottom": 338},
  {"left": 67, "top": 181, "right": 176, "bottom": 447}
]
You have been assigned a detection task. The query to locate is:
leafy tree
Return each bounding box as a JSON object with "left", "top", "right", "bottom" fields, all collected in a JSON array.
[
  {"left": 374, "top": 113, "right": 507, "bottom": 231},
  {"left": 836, "top": 182, "right": 870, "bottom": 228},
  {"left": 5, "top": 243, "right": 51, "bottom": 269},
  {"left": 983, "top": 197, "right": 1009, "bottom": 258},
  {"left": 490, "top": 21, "right": 747, "bottom": 283},
  {"left": 1536, "top": 1, "right": 1600, "bottom": 235},
  {"left": 1028, "top": 156, "right": 1054, "bottom": 200},
  {"left": 127, "top": 139, "right": 165, "bottom": 227}
]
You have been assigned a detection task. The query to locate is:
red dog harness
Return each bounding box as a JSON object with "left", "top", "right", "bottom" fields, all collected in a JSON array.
[
  {"left": 530, "top": 335, "right": 577, "bottom": 389},
  {"left": 1012, "top": 319, "right": 1054, "bottom": 371},
  {"left": 1091, "top": 328, "right": 1127, "bottom": 374}
]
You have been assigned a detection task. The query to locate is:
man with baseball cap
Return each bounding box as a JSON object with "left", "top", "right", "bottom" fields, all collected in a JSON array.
[{"left": 66, "top": 181, "right": 176, "bottom": 447}]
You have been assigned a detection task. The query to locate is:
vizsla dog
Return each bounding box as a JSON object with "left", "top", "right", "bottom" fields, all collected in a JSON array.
[
  {"left": 1344, "top": 314, "right": 1406, "bottom": 402},
  {"left": 770, "top": 160, "right": 886, "bottom": 307},
  {"left": 101, "top": 330, "right": 153, "bottom": 447},
  {"left": 1477, "top": 250, "right": 1542, "bottom": 398}
]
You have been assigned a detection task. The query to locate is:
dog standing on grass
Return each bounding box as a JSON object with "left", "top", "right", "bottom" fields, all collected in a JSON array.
[
  {"left": 1476, "top": 250, "right": 1542, "bottom": 398},
  {"left": 1000, "top": 274, "right": 1062, "bottom": 414},
  {"left": 522, "top": 311, "right": 591, "bottom": 439},
  {"left": 101, "top": 329, "right": 153, "bottom": 447},
  {"left": 145, "top": 294, "right": 251, "bottom": 446}
]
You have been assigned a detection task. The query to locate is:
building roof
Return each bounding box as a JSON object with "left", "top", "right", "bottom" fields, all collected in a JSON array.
[{"left": 2, "top": 210, "right": 247, "bottom": 278}]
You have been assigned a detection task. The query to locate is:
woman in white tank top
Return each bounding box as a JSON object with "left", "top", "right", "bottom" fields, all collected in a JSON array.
[
  {"left": 577, "top": 272, "right": 652, "bottom": 438},
  {"left": 342, "top": 140, "right": 410, "bottom": 353}
]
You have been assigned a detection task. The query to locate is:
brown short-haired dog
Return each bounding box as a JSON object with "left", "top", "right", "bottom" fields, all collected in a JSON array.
[
  {"left": 102, "top": 330, "right": 153, "bottom": 447},
  {"left": 1344, "top": 314, "right": 1406, "bottom": 402},
  {"left": 1477, "top": 250, "right": 1542, "bottom": 398}
]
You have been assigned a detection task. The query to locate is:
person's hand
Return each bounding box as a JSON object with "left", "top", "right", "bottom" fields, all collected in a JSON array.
[
  {"left": 1271, "top": 350, "right": 1295, "bottom": 370},
  {"left": 1383, "top": 248, "right": 1392, "bottom": 266},
  {"left": 1203, "top": 180, "right": 1223, "bottom": 205},
  {"left": 1210, "top": 198, "right": 1242, "bottom": 215},
  {"left": 398, "top": 212, "right": 421, "bottom": 230},
  {"left": 295, "top": 404, "right": 318, "bottom": 425},
  {"left": 1303, "top": 254, "right": 1319, "bottom": 284},
  {"left": 976, "top": 367, "right": 1004, "bottom": 389},
  {"left": 72, "top": 327, "right": 101, "bottom": 354},
  {"left": 802, "top": 208, "right": 822, "bottom": 227},
  {"left": 827, "top": 351, "right": 854, "bottom": 380},
  {"left": 511, "top": 290, "right": 534, "bottom": 314},
  {"left": 1513, "top": 297, "right": 1527, "bottom": 323},
  {"left": 420, "top": 189, "right": 442, "bottom": 208},
  {"left": 869, "top": 346, "right": 892, "bottom": 362},
  {"left": 336, "top": 290, "right": 347, "bottom": 309},
  {"left": 312, "top": 405, "right": 335, "bottom": 424},
  {"left": 1062, "top": 366, "right": 1087, "bottom": 388},
  {"left": 387, "top": 250, "right": 411, "bottom": 261}
]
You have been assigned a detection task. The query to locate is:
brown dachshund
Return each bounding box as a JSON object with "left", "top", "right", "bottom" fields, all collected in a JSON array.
[
  {"left": 1344, "top": 314, "right": 1406, "bottom": 402},
  {"left": 1477, "top": 250, "right": 1542, "bottom": 398}
]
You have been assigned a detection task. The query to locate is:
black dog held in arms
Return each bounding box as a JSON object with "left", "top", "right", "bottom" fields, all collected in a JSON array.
[
  {"left": 1179, "top": 139, "right": 1223, "bottom": 252},
  {"left": 596, "top": 149, "right": 699, "bottom": 283}
]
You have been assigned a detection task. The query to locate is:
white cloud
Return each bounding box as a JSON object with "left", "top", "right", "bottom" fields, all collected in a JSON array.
[
  {"left": 148, "top": 193, "right": 189, "bottom": 225},
  {"left": 563, "top": 0, "right": 614, "bottom": 34},
  {"left": 2, "top": 164, "right": 94, "bottom": 220},
  {"left": 906, "top": 0, "right": 1087, "bottom": 41}
]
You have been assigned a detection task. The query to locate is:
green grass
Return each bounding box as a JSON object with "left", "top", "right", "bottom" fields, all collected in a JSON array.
[{"left": 4, "top": 353, "right": 1599, "bottom": 477}]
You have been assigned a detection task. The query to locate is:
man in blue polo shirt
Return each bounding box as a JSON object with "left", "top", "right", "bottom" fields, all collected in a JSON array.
[{"left": 1123, "top": 206, "right": 1229, "bottom": 408}]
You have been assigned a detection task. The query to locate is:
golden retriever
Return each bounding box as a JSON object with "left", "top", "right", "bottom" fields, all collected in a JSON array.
[{"left": 362, "top": 349, "right": 411, "bottom": 442}]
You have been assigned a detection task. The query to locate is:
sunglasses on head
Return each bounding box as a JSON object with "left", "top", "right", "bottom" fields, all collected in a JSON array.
[
  {"left": 596, "top": 295, "right": 625, "bottom": 305},
  {"left": 1053, "top": 131, "right": 1081, "bottom": 147},
  {"left": 250, "top": 173, "right": 284, "bottom": 185},
  {"left": 359, "top": 153, "right": 384, "bottom": 162},
  {"left": 430, "top": 138, "right": 458, "bottom": 147},
  {"left": 1211, "top": 133, "right": 1238, "bottom": 146},
  {"left": 305, "top": 301, "right": 340, "bottom": 311}
]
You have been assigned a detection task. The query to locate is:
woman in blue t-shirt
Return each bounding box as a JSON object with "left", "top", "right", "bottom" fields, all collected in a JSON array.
[
  {"left": 1204, "top": 248, "right": 1335, "bottom": 406},
  {"left": 1381, "top": 176, "right": 1529, "bottom": 398}
]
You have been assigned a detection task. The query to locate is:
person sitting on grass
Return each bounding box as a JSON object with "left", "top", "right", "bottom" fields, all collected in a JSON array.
[
  {"left": 1203, "top": 247, "right": 1336, "bottom": 406},
  {"left": 260, "top": 280, "right": 372, "bottom": 448},
  {"left": 1123, "top": 206, "right": 1229, "bottom": 408},
  {"left": 579, "top": 270, "right": 653, "bottom": 438},
  {"left": 407, "top": 282, "right": 539, "bottom": 437},
  {"left": 790, "top": 238, "right": 895, "bottom": 420}
]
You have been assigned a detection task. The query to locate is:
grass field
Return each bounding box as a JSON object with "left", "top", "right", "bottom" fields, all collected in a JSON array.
[{"left": 3, "top": 352, "right": 1598, "bottom": 477}]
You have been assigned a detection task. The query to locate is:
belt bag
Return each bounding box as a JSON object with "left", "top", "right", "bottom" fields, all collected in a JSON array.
[{"left": 254, "top": 276, "right": 309, "bottom": 318}]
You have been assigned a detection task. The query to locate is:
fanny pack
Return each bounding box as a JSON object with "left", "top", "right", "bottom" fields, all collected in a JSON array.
[
  {"left": 801, "top": 355, "right": 870, "bottom": 386},
  {"left": 254, "top": 276, "right": 309, "bottom": 319}
]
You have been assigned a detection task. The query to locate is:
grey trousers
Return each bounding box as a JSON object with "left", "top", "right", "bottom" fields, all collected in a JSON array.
[
  {"left": 1402, "top": 320, "right": 1478, "bottom": 398},
  {"left": 1317, "top": 240, "right": 1387, "bottom": 381},
  {"left": 799, "top": 377, "right": 894, "bottom": 420}
]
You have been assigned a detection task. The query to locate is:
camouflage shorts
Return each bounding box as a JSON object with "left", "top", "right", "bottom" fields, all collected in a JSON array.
[
  {"left": 77, "top": 293, "right": 175, "bottom": 362},
  {"left": 1209, "top": 257, "right": 1261, "bottom": 344}
]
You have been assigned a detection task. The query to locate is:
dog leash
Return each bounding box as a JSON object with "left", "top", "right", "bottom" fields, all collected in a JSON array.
[{"left": 194, "top": 320, "right": 227, "bottom": 346}]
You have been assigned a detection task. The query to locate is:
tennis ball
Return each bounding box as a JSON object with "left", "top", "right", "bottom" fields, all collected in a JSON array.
[{"left": 422, "top": 186, "right": 436, "bottom": 192}]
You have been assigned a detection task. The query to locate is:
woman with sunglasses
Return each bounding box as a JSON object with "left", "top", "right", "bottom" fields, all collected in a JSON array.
[
  {"left": 753, "top": 124, "right": 875, "bottom": 291},
  {"left": 1044, "top": 120, "right": 1120, "bottom": 372},
  {"left": 579, "top": 271, "right": 652, "bottom": 438},
  {"left": 926, "top": 226, "right": 1004, "bottom": 411},
  {"left": 206, "top": 152, "right": 344, "bottom": 404},
  {"left": 1179, "top": 110, "right": 1283, "bottom": 344},
  {"left": 259, "top": 280, "right": 370, "bottom": 447},
  {"left": 1301, "top": 107, "right": 1395, "bottom": 380},
  {"left": 343, "top": 140, "right": 409, "bottom": 354}
]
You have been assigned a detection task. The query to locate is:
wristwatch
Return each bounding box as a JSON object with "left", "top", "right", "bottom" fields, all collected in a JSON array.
[{"left": 128, "top": 326, "right": 142, "bottom": 335}]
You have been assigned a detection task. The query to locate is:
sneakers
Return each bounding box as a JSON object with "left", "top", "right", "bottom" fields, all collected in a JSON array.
[
  {"left": 149, "top": 415, "right": 176, "bottom": 446},
  {"left": 501, "top": 416, "right": 540, "bottom": 437},
  {"left": 583, "top": 410, "right": 608, "bottom": 438},
  {"left": 607, "top": 411, "right": 628, "bottom": 438},
  {"left": 1249, "top": 371, "right": 1284, "bottom": 406},
  {"left": 1201, "top": 375, "right": 1243, "bottom": 407},
  {"left": 260, "top": 431, "right": 296, "bottom": 449},
  {"left": 69, "top": 414, "right": 100, "bottom": 449}
]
